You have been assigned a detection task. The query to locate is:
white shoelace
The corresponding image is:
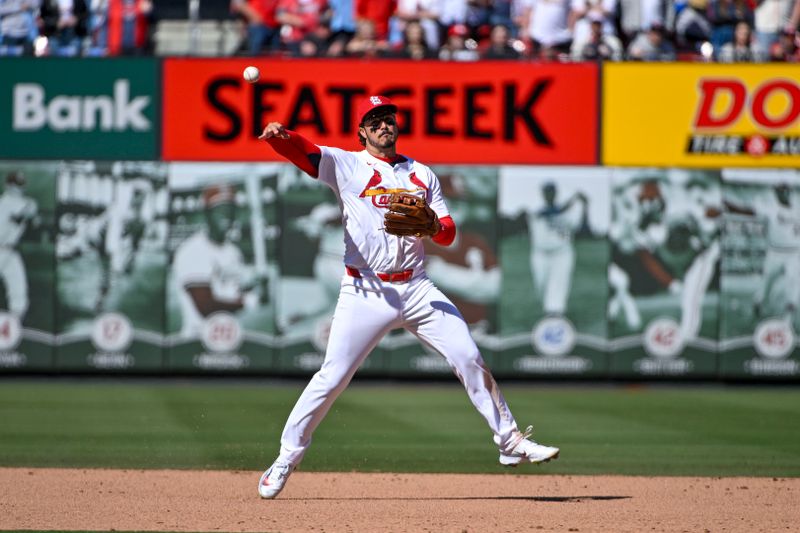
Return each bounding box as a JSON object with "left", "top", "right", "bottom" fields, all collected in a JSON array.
[
  {"left": 274, "top": 463, "right": 291, "bottom": 478},
  {"left": 506, "top": 425, "right": 535, "bottom": 452},
  {"left": 264, "top": 462, "right": 292, "bottom": 485}
]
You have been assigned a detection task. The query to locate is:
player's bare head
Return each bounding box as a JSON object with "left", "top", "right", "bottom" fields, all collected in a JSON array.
[
  {"left": 542, "top": 182, "right": 557, "bottom": 203},
  {"left": 357, "top": 95, "right": 398, "bottom": 148},
  {"left": 5, "top": 171, "right": 25, "bottom": 189},
  {"left": 638, "top": 179, "right": 665, "bottom": 220},
  {"left": 203, "top": 184, "right": 236, "bottom": 242},
  {"left": 775, "top": 183, "right": 791, "bottom": 205},
  {"left": 130, "top": 185, "right": 149, "bottom": 208}
]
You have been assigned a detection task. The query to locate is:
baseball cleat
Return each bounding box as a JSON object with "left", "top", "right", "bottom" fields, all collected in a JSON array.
[
  {"left": 499, "top": 425, "right": 560, "bottom": 467},
  {"left": 258, "top": 460, "right": 294, "bottom": 499}
]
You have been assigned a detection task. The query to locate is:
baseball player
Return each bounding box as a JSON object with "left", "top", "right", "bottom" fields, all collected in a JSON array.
[
  {"left": 528, "top": 182, "right": 588, "bottom": 317},
  {"left": 608, "top": 179, "right": 678, "bottom": 331},
  {"left": 0, "top": 171, "right": 38, "bottom": 320},
  {"left": 725, "top": 183, "right": 800, "bottom": 320},
  {"left": 256, "top": 95, "right": 559, "bottom": 499},
  {"left": 172, "top": 184, "right": 264, "bottom": 339},
  {"left": 94, "top": 183, "right": 152, "bottom": 312}
]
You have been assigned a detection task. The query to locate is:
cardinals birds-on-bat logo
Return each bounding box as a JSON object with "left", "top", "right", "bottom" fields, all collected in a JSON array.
[{"left": 359, "top": 171, "right": 427, "bottom": 208}]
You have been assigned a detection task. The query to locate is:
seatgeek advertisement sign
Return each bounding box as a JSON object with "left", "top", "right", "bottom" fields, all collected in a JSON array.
[
  {"left": 603, "top": 63, "right": 800, "bottom": 168},
  {"left": 0, "top": 58, "right": 159, "bottom": 160},
  {"left": 161, "top": 58, "right": 599, "bottom": 164}
]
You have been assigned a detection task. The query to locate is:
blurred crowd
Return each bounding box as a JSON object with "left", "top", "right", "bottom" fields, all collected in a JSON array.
[
  {"left": 0, "top": 0, "right": 154, "bottom": 56},
  {"left": 1, "top": 0, "right": 799, "bottom": 62}
]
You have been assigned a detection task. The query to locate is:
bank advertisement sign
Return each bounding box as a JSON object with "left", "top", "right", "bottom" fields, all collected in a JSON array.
[
  {"left": 0, "top": 58, "right": 159, "bottom": 160},
  {"left": 603, "top": 64, "right": 800, "bottom": 168}
]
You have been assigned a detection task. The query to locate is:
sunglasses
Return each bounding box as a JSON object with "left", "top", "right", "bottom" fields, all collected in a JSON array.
[{"left": 363, "top": 115, "right": 396, "bottom": 131}]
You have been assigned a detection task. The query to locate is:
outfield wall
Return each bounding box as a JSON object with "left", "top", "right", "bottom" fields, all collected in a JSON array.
[{"left": 1, "top": 58, "right": 798, "bottom": 379}]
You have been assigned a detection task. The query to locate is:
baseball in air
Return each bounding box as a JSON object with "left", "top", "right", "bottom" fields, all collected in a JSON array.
[{"left": 243, "top": 66, "right": 260, "bottom": 83}]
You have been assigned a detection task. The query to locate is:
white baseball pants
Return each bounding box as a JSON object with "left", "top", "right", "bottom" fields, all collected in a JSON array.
[
  {"left": 531, "top": 247, "right": 575, "bottom": 315},
  {"left": 0, "top": 248, "right": 29, "bottom": 317},
  {"left": 277, "top": 272, "right": 519, "bottom": 466},
  {"left": 680, "top": 240, "right": 719, "bottom": 341}
]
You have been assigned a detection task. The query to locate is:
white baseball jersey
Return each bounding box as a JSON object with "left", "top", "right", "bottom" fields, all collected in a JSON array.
[
  {"left": 316, "top": 147, "right": 449, "bottom": 274},
  {"left": 173, "top": 230, "right": 246, "bottom": 337},
  {"left": 529, "top": 202, "right": 582, "bottom": 253},
  {"left": 0, "top": 190, "right": 37, "bottom": 247},
  {"left": 758, "top": 199, "right": 800, "bottom": 250},
  {"left": 683, "top": 187, "right": 719, "bottom": 239}
]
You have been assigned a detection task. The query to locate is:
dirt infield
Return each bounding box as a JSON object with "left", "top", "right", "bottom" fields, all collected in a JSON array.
[{"left": 1, "top": 468, "right": 797, "bottom": 533}]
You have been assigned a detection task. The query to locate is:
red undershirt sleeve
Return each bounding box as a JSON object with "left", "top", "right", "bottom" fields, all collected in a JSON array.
[
  {"left": 265, "top": 130, "right": 321, "bottom": 178},
  {"left": 432, "top": 215, "right": 456, "bottom": 246}
]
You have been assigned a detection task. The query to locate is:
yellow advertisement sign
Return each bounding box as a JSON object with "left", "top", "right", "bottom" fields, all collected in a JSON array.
[{"left": 603, "top": 63, "right": 800, "bottom": 168}]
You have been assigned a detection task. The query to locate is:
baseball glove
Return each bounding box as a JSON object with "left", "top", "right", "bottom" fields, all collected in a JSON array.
[{"left": 384, "top": 192, "right": 440, "bottom": 237}]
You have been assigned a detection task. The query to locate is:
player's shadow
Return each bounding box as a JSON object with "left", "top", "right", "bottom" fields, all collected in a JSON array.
[
  {"left": 289, "top": 495, "right": 631, "bottom": 502},
  {"left": 430, "top": 301, "right": 461, "bottom": 317}
]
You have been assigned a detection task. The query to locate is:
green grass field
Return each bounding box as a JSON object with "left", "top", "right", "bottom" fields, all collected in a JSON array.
[{"left": 1, "top": 380, "right": 799, "bottom": 477}]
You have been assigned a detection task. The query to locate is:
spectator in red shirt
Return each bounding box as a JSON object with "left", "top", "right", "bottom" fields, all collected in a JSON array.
[
  {"left": 276, "top": 0, "right": 327, "bottom": 54},
  {"left": 345, "top": 17, "right": 390, "bottom": 56},
  {"left": 355, "top": 0, "right": 395, "bottom": 41},
  {"left": 105, "top": 0, "right": 152, "bottom": 55},
  {"left": 231, "top": 0, "right": 280, "bottom": 55}
]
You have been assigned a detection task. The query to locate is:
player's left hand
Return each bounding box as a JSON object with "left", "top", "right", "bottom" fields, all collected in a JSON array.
[{"left": 383, "top": 193, "right": 440, "bottom": 237}]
